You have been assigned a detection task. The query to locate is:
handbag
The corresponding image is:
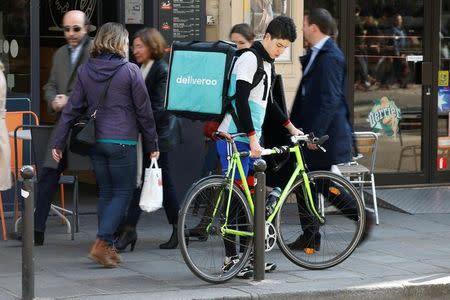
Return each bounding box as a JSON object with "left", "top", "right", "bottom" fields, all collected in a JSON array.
[
  {"left": 139, "top": 158, "right": 163, "bottom": 213},
  {"left": 69, "top": 75, "right": 114, "bottom": 156}
]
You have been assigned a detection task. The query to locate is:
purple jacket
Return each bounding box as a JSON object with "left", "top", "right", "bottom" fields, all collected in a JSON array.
[{"left": 52, "top": 54, "right": 158, "bottom": 153}]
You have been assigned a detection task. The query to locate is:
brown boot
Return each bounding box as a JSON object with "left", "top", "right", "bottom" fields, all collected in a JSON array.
[
  {"left": 88, "top": 239, "right": 118, "bottom": 268},
  {"left": 109, "top": 246, "right": 122, "bottom": 263}
]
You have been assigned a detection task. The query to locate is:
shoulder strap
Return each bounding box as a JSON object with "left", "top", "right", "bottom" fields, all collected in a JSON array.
[
  {"left": 236, "top": 48, "right": 269, "bottom": 101},
  {"left": 94, "top": 65, "right": 124, "bottom": 113}
]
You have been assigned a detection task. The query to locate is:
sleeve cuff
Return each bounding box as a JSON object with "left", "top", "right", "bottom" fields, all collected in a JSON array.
[
  {"left": 283, "top": 120, "right": 291, "bottom": 127},
  {"left": 247, "top": 131, "right": 256, "bottom": 137}
]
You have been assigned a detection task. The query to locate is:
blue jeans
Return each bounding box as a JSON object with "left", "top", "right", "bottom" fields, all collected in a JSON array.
[
  {"left": 216, "top": 140, "right": 255, "bottom": 179},
  {"left": 90, "top": 143, "right": 137, "bottom": 244}
]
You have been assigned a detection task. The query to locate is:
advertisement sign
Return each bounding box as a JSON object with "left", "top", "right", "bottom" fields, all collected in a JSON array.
[{"left": 367, "top": 96, "right": 401, "bottom": 137}]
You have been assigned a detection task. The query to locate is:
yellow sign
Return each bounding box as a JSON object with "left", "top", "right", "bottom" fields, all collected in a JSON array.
[{"left": 438, "top": 70, "right": 449, "bottom": 86}]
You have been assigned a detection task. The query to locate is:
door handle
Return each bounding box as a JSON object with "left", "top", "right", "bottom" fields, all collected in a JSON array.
[{"left": 425, "top": 86, "right": 431, "bottom": 96}]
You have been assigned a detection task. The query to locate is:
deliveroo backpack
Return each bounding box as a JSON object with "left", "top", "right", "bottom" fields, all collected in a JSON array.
[{"left": 165, "top": 40, "right": 267, "bottom": 121}]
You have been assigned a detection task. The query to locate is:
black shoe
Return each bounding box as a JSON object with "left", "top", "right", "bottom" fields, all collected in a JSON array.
[
  {"left": 34, "top": 231, "right": 44, "bottom": 246},
  {"left": 159, "top": 225, "right": 178, "bottom": 249},
  {"left": 287, "top": 233, "right": 321, "bottom": 252},
  {"left": 115, "top": 227, "right": 137, "bottom": 252},
  {"left": 359, "top": 208, "right": 375, "bottom": 245}
]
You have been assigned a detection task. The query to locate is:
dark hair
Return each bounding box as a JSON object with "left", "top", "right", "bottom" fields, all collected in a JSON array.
[
  {"left": 133, "top": 27, "right": 167, "bottom": 60},
  {"left": 265, "top": 16, "right": 297, "bottom": 42},
  {"left": 305, "top": 8, "right": 335, "bottom": 36},
  {"left": 229, "top": 23, "right": 255, "bottom": 43}
]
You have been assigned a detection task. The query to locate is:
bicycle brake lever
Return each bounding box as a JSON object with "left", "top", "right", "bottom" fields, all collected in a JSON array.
[{"left": 318, "top": 144, "right": 327, "bottom": 153}]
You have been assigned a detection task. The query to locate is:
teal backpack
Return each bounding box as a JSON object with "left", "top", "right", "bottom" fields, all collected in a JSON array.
[{"left": 165, "top": 40, "right": 267, "bottom": 122}]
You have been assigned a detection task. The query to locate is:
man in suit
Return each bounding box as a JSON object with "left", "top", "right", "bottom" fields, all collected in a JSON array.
[
  {"left": 34, "top": 10, "right": 92, "bottom": 245},
  {"left": 289, "top": 8, "right": 373, "bottom": 253}
]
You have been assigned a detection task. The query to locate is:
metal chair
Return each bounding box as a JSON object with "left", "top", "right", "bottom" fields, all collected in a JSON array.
[
  {"left": 336, "top": 131, "right": 380, "bottom": 224},
  {"left": 13, "top": 125, "right": 79, "bottom": 240}
]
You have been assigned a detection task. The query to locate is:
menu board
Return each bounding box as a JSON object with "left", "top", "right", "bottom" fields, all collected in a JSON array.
[{"left": 159, "top": 0, "right": 204, "bottom": 51}]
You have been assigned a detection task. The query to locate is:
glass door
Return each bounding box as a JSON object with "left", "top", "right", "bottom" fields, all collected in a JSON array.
[
  {"left": 432, "top": 0, "right": 450, "bottom": 182},
  {"left": 352, "top": 0, "right": 429, "bottom": 184}
]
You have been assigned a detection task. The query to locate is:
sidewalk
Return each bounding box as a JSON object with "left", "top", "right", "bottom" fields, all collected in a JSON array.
[{"left": 1, "top": 207, "right": 450, "bottom": 299}]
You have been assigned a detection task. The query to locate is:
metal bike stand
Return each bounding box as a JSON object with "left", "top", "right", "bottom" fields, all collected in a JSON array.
[
  {"left": 253, "top": 159, "right": 266, "bottom": 281},
  {"left": 20, "top": 165, "right": 35, "bottom": 300}
]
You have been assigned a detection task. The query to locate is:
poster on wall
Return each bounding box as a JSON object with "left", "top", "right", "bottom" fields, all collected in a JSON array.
[
  {"left": 243, "top": 0, "right": 291, "bottom": 62},
  {"left": 159, "top": 0, "right": 204, "bottom": 53},
  {"left": 438, "top": 86, "right": 450, "bottom": 113},
  {"left": 125, "top": 0, "right": 144, "bottom": 24},
  {"left": 367, "top": 96, "right": 402, "bottom": 137}
]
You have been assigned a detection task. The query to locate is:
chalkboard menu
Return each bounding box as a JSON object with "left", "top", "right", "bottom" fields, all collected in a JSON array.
[{"left": 159, "top": 0, "right": 205, "bottom": 50}]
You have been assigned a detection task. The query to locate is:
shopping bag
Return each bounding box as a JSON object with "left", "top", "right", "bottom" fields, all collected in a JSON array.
[{"left": 139, "top": 158, "right": 163, "bottom": 212}]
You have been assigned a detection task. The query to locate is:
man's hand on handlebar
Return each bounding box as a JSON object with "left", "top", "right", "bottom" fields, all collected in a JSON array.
[
  {"left": 285, "top": 122, "right": 304, "bottom": 136},
  {"left": 249, "top": 134, "right": 263, "bottom": 158}
]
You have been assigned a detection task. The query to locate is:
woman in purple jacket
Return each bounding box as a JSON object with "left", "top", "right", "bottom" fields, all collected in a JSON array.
[{"left": 52, "top": 22, "right": 159, "bottom": 268}]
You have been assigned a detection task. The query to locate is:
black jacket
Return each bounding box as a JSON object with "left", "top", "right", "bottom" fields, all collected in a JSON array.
[{"left": 145, "top": 59, "right": 181, "bottom": 152}]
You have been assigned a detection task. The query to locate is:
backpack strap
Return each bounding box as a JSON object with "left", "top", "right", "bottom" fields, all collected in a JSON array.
[
  {"left": 227, "top": 48, "right": 270, "bottom": 134},
  {"left": 236, "top": 48, "right": 269, "bottom": 100}
]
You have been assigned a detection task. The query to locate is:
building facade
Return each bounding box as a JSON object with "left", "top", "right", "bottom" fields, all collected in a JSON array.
[{"left": 1, "top": 0, "right": 450, "bottom": 186}]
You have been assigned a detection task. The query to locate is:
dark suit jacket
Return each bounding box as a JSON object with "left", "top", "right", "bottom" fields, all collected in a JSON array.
[
  {"left": 145, "top": 59, "right": 181, "bottom": 153},
  {"left": 290, "top": 38, "right": 352, "bottom": 169},
  {"left": 43, "top": 36, "right": 92, "bottom": 112}
]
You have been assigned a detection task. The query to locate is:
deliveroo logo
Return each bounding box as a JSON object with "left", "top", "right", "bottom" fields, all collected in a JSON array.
[
  {"left": 367, "top": 96, "right": 401, "bottom": 137},
  {"left": 168, "top": 50, "right": 226, "bottom": 114},
  {"left": 175, "top": 76, "right": 218, "bottom": 86}
]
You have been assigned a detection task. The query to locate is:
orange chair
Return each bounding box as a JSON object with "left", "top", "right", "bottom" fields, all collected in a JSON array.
[{"left": 5, "top": 111, "right": 39, "bottom": 228}]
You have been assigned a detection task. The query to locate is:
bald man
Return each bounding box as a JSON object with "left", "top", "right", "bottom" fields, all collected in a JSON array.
[{"left": 35, "top": 10, "right": 92, "bottom": 245}]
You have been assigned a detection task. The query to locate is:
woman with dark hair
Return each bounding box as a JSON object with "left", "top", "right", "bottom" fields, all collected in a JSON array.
[
  {"left": 52, "top": 22, "right": 159, "bottom": 267},
  {"left": 116, "top": 27, "right": 182, "bottom": 251}
]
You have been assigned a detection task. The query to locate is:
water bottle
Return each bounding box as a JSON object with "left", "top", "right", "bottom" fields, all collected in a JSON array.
[{"left": 265, "top": 187, "right": 282, "bottom": 217}]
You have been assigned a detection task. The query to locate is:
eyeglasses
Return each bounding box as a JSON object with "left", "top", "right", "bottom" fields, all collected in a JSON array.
[{"left": 63, "top": 26, "right": 82, "bottom": 33}]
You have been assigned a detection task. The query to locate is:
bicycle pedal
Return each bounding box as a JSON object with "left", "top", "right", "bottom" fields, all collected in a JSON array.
[{"left": 303, "top": 248, "right": 316, "bottom": 255}]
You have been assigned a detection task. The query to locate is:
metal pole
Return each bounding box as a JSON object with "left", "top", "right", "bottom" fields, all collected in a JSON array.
[
  {"left": 253, "top": 159, "right": 266, "bottom": 281},
  {"left": 21, "top": 165, "right": 35, "bottom": 300},
  {"left": 30, "top": 0, "right": 40, "bottom": 116}
]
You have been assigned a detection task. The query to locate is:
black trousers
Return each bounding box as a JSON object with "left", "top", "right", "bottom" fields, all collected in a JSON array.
[
  {"left": 297, "top": 164, "right": 359, "bottom": 239},
  {"left": 34, "top": 158, "right": 66, "bottom": 232},
  {"left": 123, "top": 151, "right": 179, "bottom": 227}
]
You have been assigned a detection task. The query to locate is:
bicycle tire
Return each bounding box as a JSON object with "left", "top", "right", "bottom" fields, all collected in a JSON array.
[
  {"left": 178, "top": 176, "right": 254, "bottom": 283},
  {"left": 276, "top": 171, "right": 365, "bottom": 270}
]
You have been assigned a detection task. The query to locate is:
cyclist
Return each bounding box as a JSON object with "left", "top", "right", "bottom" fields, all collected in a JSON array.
[{"left": 216, "top": 16, "right": 302, "bottom": 278}]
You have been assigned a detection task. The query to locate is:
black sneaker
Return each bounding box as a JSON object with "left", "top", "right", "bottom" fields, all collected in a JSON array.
[
  {"left": 287, "top": 233, "right": 321, "bottom": 252},
  {"left": 249, "top": 254, "right": 277, "bottom": 273},
  {"left": 222, "top": 255, "right": 240, "bottom": 272},
  {"left": 236, "top": 265, "right": 254, "bottom": 279}
]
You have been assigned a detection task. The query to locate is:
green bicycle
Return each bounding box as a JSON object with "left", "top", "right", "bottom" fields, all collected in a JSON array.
[{"left": 178, "top": 133, "right": 366, "bottom": 283}]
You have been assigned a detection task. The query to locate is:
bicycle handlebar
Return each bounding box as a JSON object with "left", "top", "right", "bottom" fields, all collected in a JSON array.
[{"left": 239, "top": 133, "right": 329, "bottom": 158}]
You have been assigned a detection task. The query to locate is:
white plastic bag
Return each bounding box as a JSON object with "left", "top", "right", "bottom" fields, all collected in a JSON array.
[{"left": 139, "top": 158, "right": 163, "bottom": 212}]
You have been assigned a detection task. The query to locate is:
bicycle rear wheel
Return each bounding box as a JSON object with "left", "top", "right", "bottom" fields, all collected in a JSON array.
[
  {"left": 276, "top": 171, "right": 365, "bottom": 270},
  {"left": 178, "top": 177, "right": 254, "bottom": 283}
]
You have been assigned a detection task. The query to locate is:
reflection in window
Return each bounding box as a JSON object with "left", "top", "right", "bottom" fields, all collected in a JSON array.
[
  {"left": 0, "top": 1, "right": 30, "bottom": 97},
  {"left": 354, "top": 1, "right": 424, "bottom": 173}
]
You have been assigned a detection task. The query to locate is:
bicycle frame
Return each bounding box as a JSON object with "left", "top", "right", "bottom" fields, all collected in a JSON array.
[{"left": 213, "top": 139, "right": 325, "bottom": 239}]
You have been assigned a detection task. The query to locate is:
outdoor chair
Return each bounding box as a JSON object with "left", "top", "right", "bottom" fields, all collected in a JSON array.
[
  {"left": 13, "top": 125, "right": 79, "bottom": 240},
  {"left": 336, "top": 131, "right": 380, "bottom": 224},
  {"left": 5, "top": 111, "right": 39, "bottom": 226}
]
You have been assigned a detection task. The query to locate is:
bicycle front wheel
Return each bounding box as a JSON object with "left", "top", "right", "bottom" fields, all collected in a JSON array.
[
  {"left": 276, "top": 171, "right": 365, "bottom": 270},
  {"left": 178, "top": 177, "right": 254, "bottom": 283}
]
